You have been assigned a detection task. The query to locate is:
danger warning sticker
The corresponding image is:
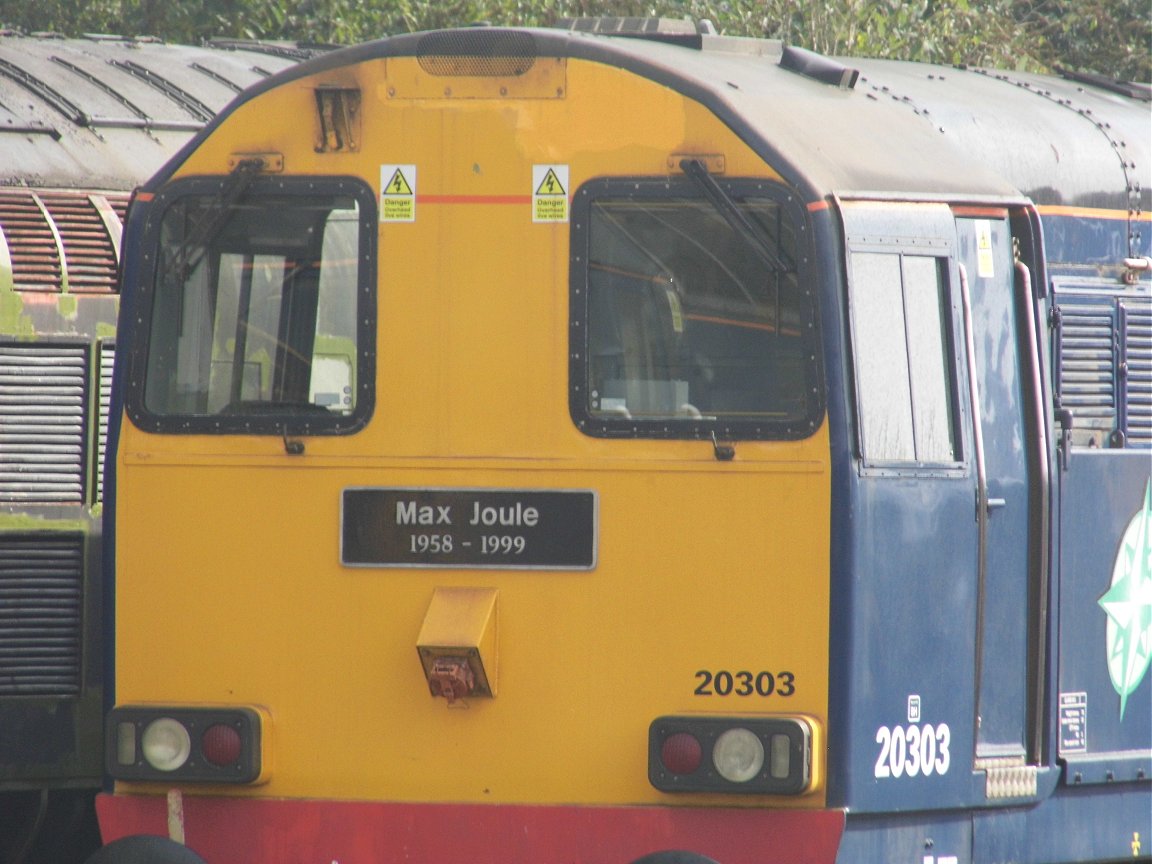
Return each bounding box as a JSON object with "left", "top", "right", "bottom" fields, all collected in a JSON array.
[
  {"left": 533, "top": 164, "right": 569, "bottom": 223},
  {"left": 975, "top": 218, "right": 995, "bottom": 278},
  {"left": 381, "top": 164, "right": 416, "bottom": 222}
]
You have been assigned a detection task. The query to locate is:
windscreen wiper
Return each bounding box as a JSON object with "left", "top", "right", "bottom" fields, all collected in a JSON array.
[
  {"left": 679, "top": 157, "right": 791, "bottom": 273},
  {"left": 165, "top": 156, "right": 265, "bottom": 283}
]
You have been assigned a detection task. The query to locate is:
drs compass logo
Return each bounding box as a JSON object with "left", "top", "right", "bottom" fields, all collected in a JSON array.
[{"left": 1098, "top": 480, "right": 1152, "bottom": 719}]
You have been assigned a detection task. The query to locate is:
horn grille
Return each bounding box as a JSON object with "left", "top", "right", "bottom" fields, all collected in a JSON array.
[{"left": 417, "top": 30, "right": 537, "bottom": 77}]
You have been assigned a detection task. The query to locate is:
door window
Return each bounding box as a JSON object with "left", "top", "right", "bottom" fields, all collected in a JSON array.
[{"left": 849, "top": 251, "right": 958, "bottom": 465}]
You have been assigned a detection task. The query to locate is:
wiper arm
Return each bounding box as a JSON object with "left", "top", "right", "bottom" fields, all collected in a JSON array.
[
  {"left": 164, "top": 156, "right": 265, "bottom": 284},
  {"left": 679, "top": 157, "right": 791, "bottom": 273}
]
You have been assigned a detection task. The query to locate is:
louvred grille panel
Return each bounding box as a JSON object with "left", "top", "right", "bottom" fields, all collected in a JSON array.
[
  {"left": 1057, "top": 304, "right": 1115, "bottom": 427},
  {"left": 96, "top": 342, "right": 115, "bottom": 502},
  {"left": 0, "top": 534, "right": 83, "bottom": 697},
  {"left": 1124, "top": 303, "right": 1151, "bottom": 444},
  {"left": 0, "top": 189, "right": 128, "bottom": 293},
  {"left": 0, "top": 344, "right": 88, "bottom": 503}
]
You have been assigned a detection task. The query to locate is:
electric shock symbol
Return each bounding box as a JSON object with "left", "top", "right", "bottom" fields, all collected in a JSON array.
[
  {"left": 380, "top": 164, "right": 416, "bottom": 222},
  {"left": 535, "top": 168, "right": 565, "bottom": 196},
  {"left": 532, "top": 164, "right": 569, "bottom": 224},
  {"left": 387, "top": 170, "right": 413, "bottom": 195}
]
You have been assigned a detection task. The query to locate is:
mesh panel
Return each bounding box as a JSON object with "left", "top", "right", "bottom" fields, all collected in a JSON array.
[{"left": 417, "top": 30, "right": 537, "bottom": 77}]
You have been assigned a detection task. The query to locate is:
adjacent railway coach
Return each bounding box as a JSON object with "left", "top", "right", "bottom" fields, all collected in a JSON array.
[
  {"left": 0, "top": 32, "right": 321, "bottom": 862},
  {"left": 91, "top": 18, "right": 1150, "bottom": 864}
]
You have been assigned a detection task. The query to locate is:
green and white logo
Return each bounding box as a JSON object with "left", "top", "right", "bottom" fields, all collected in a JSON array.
[{"left": 1098, "top": 479, "right": 1152, "bottom": 719}]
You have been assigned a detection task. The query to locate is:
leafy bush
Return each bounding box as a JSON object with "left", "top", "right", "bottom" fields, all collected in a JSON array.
[{"left": 0, "top": 0, "right": 1146, "bottom": 80}]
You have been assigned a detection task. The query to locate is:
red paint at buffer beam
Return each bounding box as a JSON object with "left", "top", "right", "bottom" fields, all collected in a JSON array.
[{"left": 97, "top": 794, "right": 845, "bottom": 863}]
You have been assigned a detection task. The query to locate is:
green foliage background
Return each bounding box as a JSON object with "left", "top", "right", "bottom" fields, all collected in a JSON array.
[{"left": 1, "top": 0, "right": 1148, "bottom": 81}]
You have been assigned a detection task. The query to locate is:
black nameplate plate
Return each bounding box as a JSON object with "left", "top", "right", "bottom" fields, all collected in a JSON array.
[{"left": 342, "top": 488, "right": 597, "bottom": 570}]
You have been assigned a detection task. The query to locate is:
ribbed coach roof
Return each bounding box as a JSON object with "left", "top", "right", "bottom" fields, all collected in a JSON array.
[{"left": 0, "top": 34, "right": 325, "bottom": 191}]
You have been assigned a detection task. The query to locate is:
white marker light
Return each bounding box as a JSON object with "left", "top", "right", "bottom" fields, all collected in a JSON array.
[
  {"left": 115, "top": 721, "right": 137, "bottom": 766},
  {"left": 770, "top": 733, "right": 792, "bottom": 779},
  {"left": 142, "top": 718, "right": 192, "bottom": 772},
  {"left": 712, "top": 727, "right": 765, "bottom": 783}
]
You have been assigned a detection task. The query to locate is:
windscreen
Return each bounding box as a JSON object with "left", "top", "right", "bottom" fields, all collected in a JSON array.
[
  {"left": 571, "top": 179, "right": 822, "bottom": 440},
  {"left": 134, "top": 177, "right": 375, "bottom": 434}
]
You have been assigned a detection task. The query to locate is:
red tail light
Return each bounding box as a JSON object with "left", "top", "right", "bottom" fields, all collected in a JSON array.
[
  {"left": 660, "top": 732, "right": 704, "bottom": 775},
  {"left": 202, "top": 722, "right": 244, "bottom": 766}
]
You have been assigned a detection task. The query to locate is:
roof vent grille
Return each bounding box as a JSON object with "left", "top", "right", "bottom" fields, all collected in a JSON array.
[{"left": 417, "top": 30, "right": 537, "bottom": 77}]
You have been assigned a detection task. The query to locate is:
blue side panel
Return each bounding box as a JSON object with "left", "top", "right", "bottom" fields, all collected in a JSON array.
[
  {"left": 838, "top": 779, "right": 1151, "bottom": 864},
  {"left": 826, "top": 200, "right": 1152, "bottom": 861},
  {"left": 1056, "top": 452, "right": 1152, "bottom": 780},
  {"left": 1042, "top": 214, "right": 1145, "bottom": 268},
  {"left": 821, "top": 203, "right": 860, "bottom": 805},
  {"left": 956, "top": 215, "right": 1034, "bottom": 761},
  {"left": 832, "top": 475, "right": 981, "bottom": 813},
  {"left": 826, "top": 203, "right": 984, "bottom": 814},
  {"left": 838, "top": 810, "right": 971, "bottom": 864},
  {"left": 973, "top": 782, "right": 1152, "bottom": 863}
]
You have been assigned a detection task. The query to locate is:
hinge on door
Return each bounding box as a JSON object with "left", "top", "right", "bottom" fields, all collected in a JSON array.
[{"left": 1055, "top": 407, "right": 1073, "bottom": 471}]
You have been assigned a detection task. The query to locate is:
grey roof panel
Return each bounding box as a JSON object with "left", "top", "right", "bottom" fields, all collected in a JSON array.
[{"left": 0, "top": 35, "right": 325, "bottom": 191}]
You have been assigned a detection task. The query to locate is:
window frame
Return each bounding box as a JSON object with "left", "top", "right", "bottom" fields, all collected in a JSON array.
[
  {"left": 124, "top": 175, "right": 377, "bottom": 437},
  {"left": 568, "top": 176, "right": 824, "bottom": 442},
  {"left": 846, "top": 243, "right": 966, "bottom": 473}
]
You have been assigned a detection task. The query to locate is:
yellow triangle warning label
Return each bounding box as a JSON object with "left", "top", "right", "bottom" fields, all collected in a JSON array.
[
  {"left": 535, "top": 168, "right": 566, "bottom": 196},
  {"left": 380, "top": 164, "right": 416, "bottom": 222},
  {"left": 532, "top": 164, "right": 569, "bottom": 223},
  {"left": 384, "top": 168, "right": 414, "bottom": 196}
]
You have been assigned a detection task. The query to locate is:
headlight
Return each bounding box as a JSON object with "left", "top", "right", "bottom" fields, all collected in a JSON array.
[
  {"left": 712, "top": 727, "right": 765, "bottom": 783},
  {"left": 141, "top": 718, "right": 192, "bottom": 772}
]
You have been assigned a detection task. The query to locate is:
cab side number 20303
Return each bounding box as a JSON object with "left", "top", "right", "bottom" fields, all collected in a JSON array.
[{"left": 874, "top": 722, "right": 951, "bottom": 778}]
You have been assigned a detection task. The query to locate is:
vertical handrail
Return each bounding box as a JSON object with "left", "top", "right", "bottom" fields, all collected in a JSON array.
[
  {"left": 1016, "top": 259, "right": 1051, "bottom": 765},
  {"left": 958, "top": 261, "right": 990, "bottom": 744}
]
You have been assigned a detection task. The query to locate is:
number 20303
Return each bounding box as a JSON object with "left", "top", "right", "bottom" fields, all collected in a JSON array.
[
  {"left": 873, "top": 722, "right": 951, "bottom": 778},
  {"left": 694, "top": 670, "right": 795, "bottom": 697}
]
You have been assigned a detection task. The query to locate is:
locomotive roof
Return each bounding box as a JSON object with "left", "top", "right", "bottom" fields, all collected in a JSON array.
[
  {"left": 844, "top": 57, "right": 1150, "bottom": 212},
  {"left": 0, "top": 33, "right": 328, "bottom": 191},
  {"left": 552, "top": 28, "right": 1150, "bottom": 211},
  {"left": 217, "top": 24, "right": 1147, "bottom": 214}
]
